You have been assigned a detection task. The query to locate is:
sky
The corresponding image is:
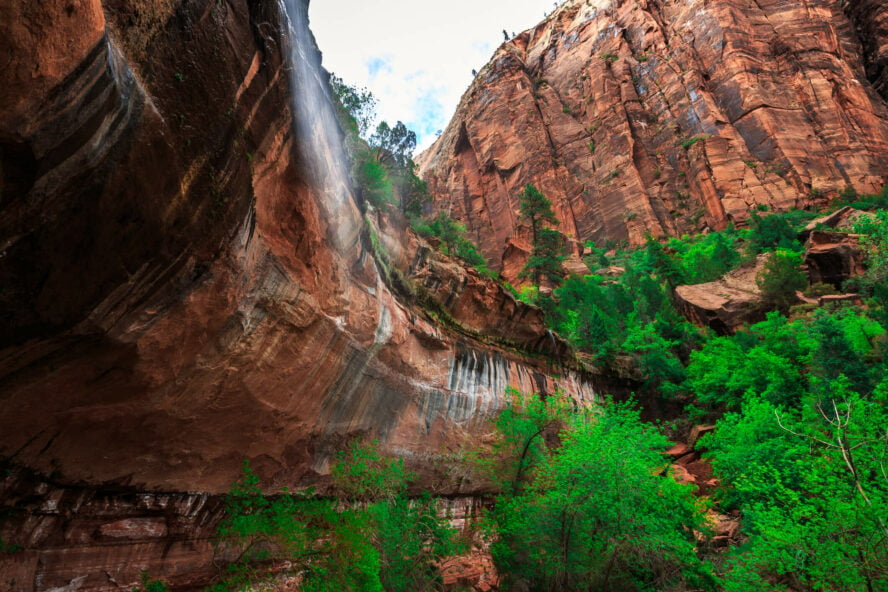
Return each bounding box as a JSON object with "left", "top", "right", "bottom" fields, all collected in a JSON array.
[{"left": 309, "top": 0, "right": 557, "bottom": 150}]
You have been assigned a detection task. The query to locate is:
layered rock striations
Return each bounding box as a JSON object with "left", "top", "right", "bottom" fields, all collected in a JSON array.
[
  {"left": 0, "top": 0, "right": 592, "bottom": 515},
  {"left": 418, "top": 0, "right": 888, "bottom": 276},
  {"left": 0, "top": 0, "right": 598, "bottom": 588}
]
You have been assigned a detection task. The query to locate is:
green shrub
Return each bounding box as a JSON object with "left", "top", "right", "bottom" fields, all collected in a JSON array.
[
  {"left": 132, "top": 572, "right": 170, "bottom": 592},
  {"left": 756, "top": 249, "right": 807, "bottom": 312},
  {"left": 484, "top": 395, "right": 716, "bottom": 592},
  {"left": 746, "top": 211, "right": 801, "bottom": 255},
  {"left": 412, "top": 212, "right": 489, "bottom": 272},
  {"left": 210, "top": 446, "right": 462, "bottom": 592}
]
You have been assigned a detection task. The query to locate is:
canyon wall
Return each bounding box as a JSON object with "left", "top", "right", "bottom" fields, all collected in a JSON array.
[
  {"left": 418, "top": 0, "right": 888, "bottom": 276},
  {"left": 0, "top": 1, "right": 594, "bottom": 588}
]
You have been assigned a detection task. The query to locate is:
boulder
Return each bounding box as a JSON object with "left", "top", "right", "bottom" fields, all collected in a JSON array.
[{"left": 674, "top": 256, "right": 769, "bottom": 334}]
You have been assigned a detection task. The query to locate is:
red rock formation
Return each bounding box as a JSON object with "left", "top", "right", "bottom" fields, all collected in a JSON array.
[
  {"left": 845, "top": 0, "right": 888, "bottom": 99},
  {"left": 418, "top": 0, "right": 888, "bottom": 278},
  {"left": 0, "top": 468, "right": 223, "bottom": 592},
  {"left": 804, "top": 229, "right": 867, "bottom": 286},
  {"left": 0, "top": 0, "right": 598, "bottom": 588},
  {"left": 0, "top": 0, "right": 594, "bottom": 499}
]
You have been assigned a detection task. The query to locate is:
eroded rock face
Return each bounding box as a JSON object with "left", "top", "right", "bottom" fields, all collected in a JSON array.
[
  {"left": 0, "top": 0, "right": 593, "bottom": 498},
  {"left": 804, "top": 230, "right": 866, "bottom": 287},
  {"left": 418, "top": 0, "right": 888, "bottom": 277},
  {"left": 0, "top": 468, "right": 223, "bottom": 592},
  {"left": 0, "top": 0, "right": 597, "bottom": 587},
  {"left": 845, "top": 0, "right": 888, "bottom": 100}
]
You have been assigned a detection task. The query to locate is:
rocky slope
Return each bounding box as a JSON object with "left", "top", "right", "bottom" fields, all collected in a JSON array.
[
  {"left": 0, "top": 1, "right": 595, "bottom": 588},
  {"left": 418, "top": 0, "right": 888, "bottom": 277}
]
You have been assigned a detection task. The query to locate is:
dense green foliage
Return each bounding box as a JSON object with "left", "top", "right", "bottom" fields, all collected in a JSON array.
[
  {"left": 745, "top": 211, "right": 802, "bottom": 255},
  {"left": 369, "top": 121, "right": 417, "bottom": 170},
  {"left": 290, "top": 84, "right": 888, "bottom": 591},
  {"left": 551, "top": 238, "right": 701, "bottom": 390},
  {"left": 850, "top": 209, "right": 888, "bottom": 326},
  {"left": 676, "top": 203, "right": 888, "bottom": 591},
  {"left": 412, "top": 212, "right": 489, "bottom": 272},
  {"left": 665, "top": 229, "right": 740, "bottom": 285},
  {"left": 541, "top": 198, "right": 888, "bottom": 590},
  {"left": 330, "top": 75, "right": 377, "bottom": 138},
  {"left": 208, "top": 443, "right": 463, "bottom": 591},
  {"left": 483, "top": 392, "right": 716, "bottom": 591}
]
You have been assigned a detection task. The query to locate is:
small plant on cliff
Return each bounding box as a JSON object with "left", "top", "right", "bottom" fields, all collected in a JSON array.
[
  {"left": 681, "top": 135, "right": 707, "bottom": 149},
  {"left": 132, "top": 572, "right": 171, "bottom": 592}
]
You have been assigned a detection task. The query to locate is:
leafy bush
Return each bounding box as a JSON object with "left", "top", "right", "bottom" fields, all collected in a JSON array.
[
  {"left": 746, "top": 211, "right": 801, "bottom": 255},
  {"left": 756, "top": 249, "right": 807, "bottom": 312},
  {"left": 132, "top": 573, "right": 170, "bottom": 592},
  {"left": 704, "top": 382, "right": 888, "bottom": 591},
  {"left": 484, "top": 395, "right": 716, "bottom": 592},
  {"left": 669, "top": 229, "right": 740, "bottom": 284},
  {"left": 412, "top": 212, "right": 489, "bottom": 272},
  {"left": 210, "top": 444, "right": 462, "bottom": 592}
]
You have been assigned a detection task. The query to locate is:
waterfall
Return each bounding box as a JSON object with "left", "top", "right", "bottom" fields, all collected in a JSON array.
[{"left": 279, "top": 0, "right": 360, "bottom": 254}]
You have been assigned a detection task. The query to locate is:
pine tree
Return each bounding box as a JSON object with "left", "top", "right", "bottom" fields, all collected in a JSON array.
[{"left": 518, "top": 184, "right": 565, "bottom": 289}]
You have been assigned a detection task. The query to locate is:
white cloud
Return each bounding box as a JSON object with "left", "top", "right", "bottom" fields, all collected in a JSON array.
[{"left": 309, "top": 0, "right": 556, "bottom": 150}]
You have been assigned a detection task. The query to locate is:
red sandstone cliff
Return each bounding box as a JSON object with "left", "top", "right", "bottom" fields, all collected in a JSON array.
[
  {"left": 418, "top": 0, "right": 888, "bottom": 277},
  {"left": 0, "top": 1, "right": 597, "bottom": 588},
  {"left": 0, "top": 0, "right": 591, "bottom": 496}
]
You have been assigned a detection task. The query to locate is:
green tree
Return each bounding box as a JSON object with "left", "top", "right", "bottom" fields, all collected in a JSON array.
[
  {"left": 852, "top": 209, "right": 888, "bottom": 326},
  {"left": 746, "top": 211, "right": 801, "bottom": 255},
  {"left": 394, "top": 164, "right": 430, "bottom": 219},
  {"left": 210, "top": 445, "right": 462, "bottom": 592},
  {"left": 518, "top": 183, "right": 558, "bottom": 248},
  {"left": 330, "top": 74, "right": 377, "bottom": 138},
  {"left": 356, "top": 155, "right": 394, "bottom": 207},
  {"left": 679, "top": 230, "right": 740, "bottom": 283},
  {"left": 644, "top": 235, "right": 686, "bottom": 288},
  {"left": 520, "top": 227, "right": 567, "bottom": 288},
  {"left": 485, "top": 396, "right": 715, "bottom": 592},
  {"left": 517, "top": 184, "right": 566, "bottom": 288},
  {"left": 704, "top": 383, "right": 888, "bottom": 592},
  {"left": 370, "top": 121, "right": 417, "bottom": 170},
  {"left": 757, "top": 249, "right": 807, "bottom": 313}
]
